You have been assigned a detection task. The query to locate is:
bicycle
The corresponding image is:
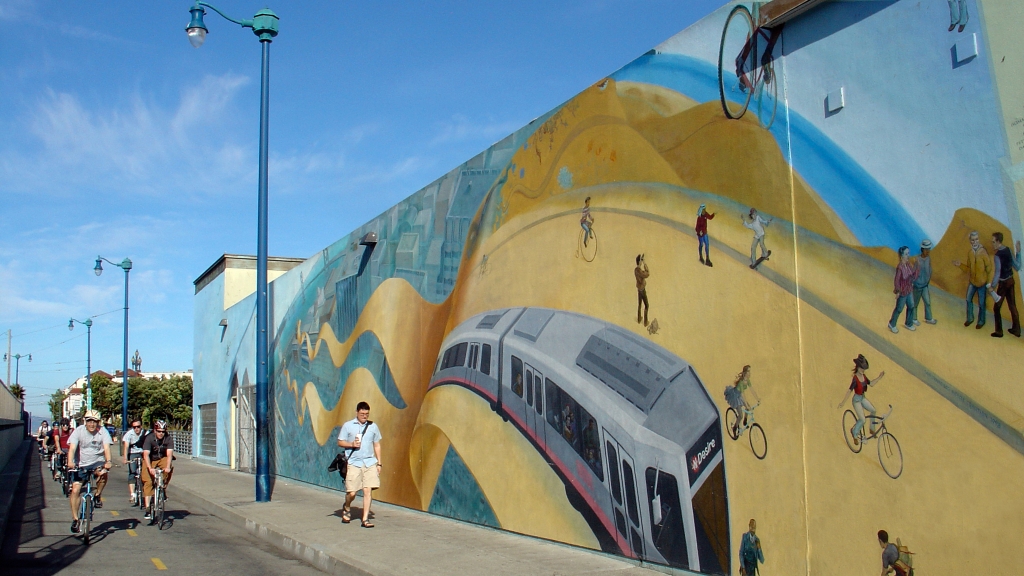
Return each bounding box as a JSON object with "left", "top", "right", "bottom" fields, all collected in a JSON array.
[
  {"left": 130, "top": 457, "right": 144, "bottom": 508},
  {"left": 148, "top": 468, "right": 168, "bottom": 529},
  {"left": 53, "top": 452, "right": 66, "bottom": 486},
  {"left": 842, "top": 404, "right": 903, "bottom": 479},
  {"left": 576, "top": 225, "right": 598, "bottom": 262},
  {"left": 70, "top": 466, "right": 104, "bottom": 544},
  {"left": 717, "top": 2, "right": 780, "bottom": 130},
  {"left": 726, "top": 401, "right": 767, "bottom": 459}
]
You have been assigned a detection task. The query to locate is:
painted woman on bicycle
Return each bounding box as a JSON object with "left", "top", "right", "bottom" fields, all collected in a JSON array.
[
  {"left": 67, "top": 410, "right": 113, "bottom": 534},
  {"left": 580, "top": 196, "right": 595, "bottom": 248},
  {"left": 837, "top": 355, "right": 886, "bottom": 445},
  {"left": 733, "top": 364, "right": 757, "bottom": 424}
]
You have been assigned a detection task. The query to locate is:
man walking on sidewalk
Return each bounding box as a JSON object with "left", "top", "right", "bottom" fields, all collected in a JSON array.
[
  {"left": 990, "top": 232, "right": 1021, "bottom": 338},
  {"left": 337, "top": 402, "right": 383, "bottom": 528}
]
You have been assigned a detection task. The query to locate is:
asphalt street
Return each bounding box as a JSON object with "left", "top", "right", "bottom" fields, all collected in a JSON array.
[{"left": 1, "top": 449, "right": 322, "bottom": 575}]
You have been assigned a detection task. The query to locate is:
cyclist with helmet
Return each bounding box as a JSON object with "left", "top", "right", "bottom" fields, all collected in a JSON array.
[
  {"left": 141, "top": 420, "right": 174, "bottom": 520},
  {"left": 121, "top": 419, "right": 146, "bottom": 503},
  {"left": 36, "top": 420, "right": 51, "bottom": 457},
  {"left": 67, "top": 410, "right": 113, "bottom": 533},
  {"left": 52, "top": 419, "right": 73, "bottom": 480}
]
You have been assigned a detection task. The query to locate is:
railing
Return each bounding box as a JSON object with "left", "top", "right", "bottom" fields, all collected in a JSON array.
[{"left": 172, "top": 429, "right": 193, "bottom": 456}]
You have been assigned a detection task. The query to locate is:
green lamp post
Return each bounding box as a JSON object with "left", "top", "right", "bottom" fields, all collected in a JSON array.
[
  {"left": 68, "top": 318, "right": 93, "bottom": 411},
  {"left": 186, "top": 1, "right": 279, "bottom": 503}
]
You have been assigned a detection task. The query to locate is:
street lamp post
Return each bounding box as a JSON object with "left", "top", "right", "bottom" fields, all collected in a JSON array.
[
  {"left": 2, "top": 353, "right": 32, "bottom": 387},
  {"left": 94, "top": 256, "right": 132, "bottom": 432},
  {"left": 68, "top": 319, "right": 93, "bottom": 411},
  {"left": 185, "top": 1, "right": 279, "bottom": 503}
]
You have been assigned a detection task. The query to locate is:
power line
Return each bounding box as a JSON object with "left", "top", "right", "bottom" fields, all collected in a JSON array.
[{"left": 8, "top": 307, "right": 123, "bottom": 338}]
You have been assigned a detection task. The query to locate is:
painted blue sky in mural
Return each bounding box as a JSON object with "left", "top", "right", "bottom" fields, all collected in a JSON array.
[{"left": 0, "top": 0, "right": 727, "bottom": 410}]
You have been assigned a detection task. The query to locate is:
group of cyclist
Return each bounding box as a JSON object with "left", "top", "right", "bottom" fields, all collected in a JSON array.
[{"left": 35, "top": 412, "right": 174, "bottom": 533}]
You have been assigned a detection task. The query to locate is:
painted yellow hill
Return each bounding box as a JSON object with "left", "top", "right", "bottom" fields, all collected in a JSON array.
[
  {"left": 616, "top": 80, "right": 699, "bottom": 122},
  {"left": 498, "top": 79, "right": 684, "bottom": 225},
  {"left": 626, "top": 96, "right": 855, "bottom": 244}
]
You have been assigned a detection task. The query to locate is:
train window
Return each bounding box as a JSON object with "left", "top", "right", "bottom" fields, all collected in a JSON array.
[
  {"left": 526, "top": 369, "right": 534, "bottom": 406},
  {"left": 578, "top": 409, "right": 602, "bottom": 481},
  {"left": 468, "top": 344, "right": 479, "bottom": 370},
  {"left": 622, "top": 460, "right": 640, "bottom": 527},
  {"left": 615, "top": 510, "right": 628, "bottom": 539},
  {"left": 534, "top": 375, "right": 543, "bottom": 416},
  {"left": 440, "top": 346, "right": 455, "bottom": 370},
  {"left": 545, "top": 379, "right": 560, "bottom": 430},
  {"left": 511, "top": 356, "right": 524, "bottom": 397},
  {"left": 434, "top": 356, "right": 441, "bottom": 375},
  {"left": 645, "top": 468, "right": 688, "bottom": 569},
  {"left": 606, "top": 442, "right": 622, "bottom": 506},
  {"left": 454, "top": 342, "right": 468, "bottom": 368},
  {"left": 480, "top": 344, "right": 491, "bottom": 375},
  {"left": 558, "top": 395, "right": 580, "bottom": 451}
]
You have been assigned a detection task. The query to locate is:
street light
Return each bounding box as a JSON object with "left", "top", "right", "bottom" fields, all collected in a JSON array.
[
  {"left": 94, "top": 256, "right": 132, "bottom": 432},
  {"left": 185, "top": 1, "right": 279, "bottom": 503},
  {"left": 69, "top": 318, "right": 93, "bottom": 411},
  {"left": 2, "top": 352, "right": 31, "bottom": 387}
]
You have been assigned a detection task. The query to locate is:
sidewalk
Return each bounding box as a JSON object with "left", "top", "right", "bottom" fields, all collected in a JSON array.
[{"left": 172, "top": 458, "right": 684, "bottom": 576}]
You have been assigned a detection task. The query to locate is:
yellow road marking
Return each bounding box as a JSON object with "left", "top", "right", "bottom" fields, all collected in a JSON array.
[
  {"left": 151, "top": 558, "right": 167, "bottom": 570},
  {"left": 126, "top": 529, "right": 137, "bottom": 537},
  {"left": 110, "top": 511, "right": 119, "bottom": 516}
]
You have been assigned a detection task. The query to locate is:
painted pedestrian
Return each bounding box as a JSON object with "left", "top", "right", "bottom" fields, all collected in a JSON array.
[
  {"left": 989, "top": 232, "right": 1021, "bottom": 338},
  {"left": 696, "top": 204, "right": 715, "bottom": 267},
  {"left": 741, "top": 208, "right": 772, "bottom": 268},
  {"left": 952, "top": 231, "right": 993, "bottom": 330},
  {"left": 635, "top": 254, "right": 650, "bottom": 326},
  {"left": 910, "top": 240, "right": 937, "bottom": 326},
  {"left": 888, "top": 246, "right": 918, "bottom": 334}
]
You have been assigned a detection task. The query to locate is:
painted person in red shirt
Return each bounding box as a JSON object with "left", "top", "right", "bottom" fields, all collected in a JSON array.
[
  {"left": 887, "top": 246, "right": 918, "bottom": 334},
  {"left": 837, "top": 354, "right": 886, "bottom": 444},
  {"left": 696, "top": 204, "right": 715, "bottom": 267}
]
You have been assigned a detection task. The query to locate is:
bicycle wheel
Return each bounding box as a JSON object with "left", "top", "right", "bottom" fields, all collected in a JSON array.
[
  {"left": 756, "top": 60, "right": 779, "bottom": 130},
  {"left": 749, "top": 423, "right": 767, "bottom": 460},
  {"left": 725, "top": 408, "right": 740, "bottom": 440},
  {"left": 156, "top": 492, "right": 165, "bottom": 529},
  {"left": 842, "top": 410, "right": 862, "bottom": 453},
  {"left": 718, "top": 4, "right": 755, "bottom": 120},
  {"left": 878, "top": 431, "right": 903, "bottom": 479},
  {"left": 576, "top": 228, "right": 597, "bottom": 262},
  {"left": 82, "top": 497, "right": 93, "bottom": 544}
]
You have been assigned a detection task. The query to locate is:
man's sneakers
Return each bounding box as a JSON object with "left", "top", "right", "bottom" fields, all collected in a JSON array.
[
  {"left": 71, "top": 520, "right": 80, "bottom": 533},
  {"left": 144, "top": 510, "right": 152, "bottom": 520},
  {"left": 94, "top": 497, "right": 103, "bottom": 508}
]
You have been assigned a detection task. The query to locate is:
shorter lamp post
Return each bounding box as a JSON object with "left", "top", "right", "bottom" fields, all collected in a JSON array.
[
  {"left": 94, "top": 256, "right": 131, "bottom": 431},
  {"left": 3, "top": 353, "right": 32, "bottom": 386},
  {"left": 69, "top": 319, "right": 93, "bottom": 411}
]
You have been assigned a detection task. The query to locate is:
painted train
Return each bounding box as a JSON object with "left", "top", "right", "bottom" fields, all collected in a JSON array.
[{"left": 429, "top": 307, "right": 730, "bottom": 574}]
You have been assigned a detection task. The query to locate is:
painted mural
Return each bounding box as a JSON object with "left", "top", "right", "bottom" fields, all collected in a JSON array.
[{"left": 196, "top": 1, "right": 1024, "bottom": 574}]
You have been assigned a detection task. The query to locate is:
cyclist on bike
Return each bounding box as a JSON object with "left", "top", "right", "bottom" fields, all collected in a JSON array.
[
  {"left": 581, "top": 196, "right": 595, "bottom": 248},
  {"left": 837, "top": 354, "right": 887, "bottom": 445},
  {"left": 52, "top": 418, "right": 72, "bottom": 481},
  {"left": 141, "top": 420, "right": 174, "bottom": 520},
  {"left": 122, "top": 419, "right": 146, "bottom": 503},
  {"left": 735, "top": 23, "right": 783, "bottom": 92},
  {"left": 36, "top": 420, "right": 51, "bottom": 457},
  {"left": 67, "top": 410, "right": 113, "bottom": 533}
]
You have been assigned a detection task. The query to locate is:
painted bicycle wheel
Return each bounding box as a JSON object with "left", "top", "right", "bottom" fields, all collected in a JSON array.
[
  {"left": 725, "top": 407, "right": 740, "bottom": 440},
  {"left": 843, "top": 409, "right": 862, "bottom": 453},
  {"left": 749, "top": 423, "right": 767, "bottom": 460},
  {"left": 576, "top": 227, "right": 597, "bottom": 262},
  {"left": 878, "top": 431, "right": 903, "bottom": 479},
  {"left": 719, "top": 4, "right": 755, "bottom": 120}
]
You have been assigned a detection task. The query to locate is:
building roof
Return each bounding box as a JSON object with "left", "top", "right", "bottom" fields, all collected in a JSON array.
[{"left": 193, "top": 254, "right": 306, "bottom": 294}]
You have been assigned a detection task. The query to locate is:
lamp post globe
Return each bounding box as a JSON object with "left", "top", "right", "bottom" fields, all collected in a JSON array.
[{"left": 186, "top": 6, "right": 208, "bottom": 48}]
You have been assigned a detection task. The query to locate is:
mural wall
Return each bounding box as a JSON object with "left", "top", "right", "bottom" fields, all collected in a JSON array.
[{"left": 195, "top": 1, "right": 1024, "bottom": 574}]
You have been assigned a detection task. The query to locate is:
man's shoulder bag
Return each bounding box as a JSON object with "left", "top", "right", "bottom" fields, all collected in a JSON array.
[{"left": 327, "top": 421, "right": 371, "bottom": 480}]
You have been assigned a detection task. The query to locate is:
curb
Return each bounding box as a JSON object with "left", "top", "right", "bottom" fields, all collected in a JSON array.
[
  {"left": 172, "top": 479, "right": 374, "bottom": 576},
  {"left": 0, "top": 439, "right": 33, "bottom": 544}
]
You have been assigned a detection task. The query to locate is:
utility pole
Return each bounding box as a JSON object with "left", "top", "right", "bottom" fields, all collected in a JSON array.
[{"left": 5, "top": 330, "right": 10, "bottom": 389}]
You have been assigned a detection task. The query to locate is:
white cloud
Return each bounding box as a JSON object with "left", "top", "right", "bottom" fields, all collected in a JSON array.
[{"left": 429, "top": 114, "right": 520, "bottom": 147}]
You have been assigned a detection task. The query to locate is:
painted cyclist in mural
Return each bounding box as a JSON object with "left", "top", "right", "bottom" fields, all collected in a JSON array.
[{"left": 837, "top": 354, "right": 886, "bottom": 444}]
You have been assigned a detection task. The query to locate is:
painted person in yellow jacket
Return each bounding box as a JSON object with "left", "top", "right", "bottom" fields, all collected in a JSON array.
[{"left": 952, "top": 231, "right": 993, "bottom": 329}]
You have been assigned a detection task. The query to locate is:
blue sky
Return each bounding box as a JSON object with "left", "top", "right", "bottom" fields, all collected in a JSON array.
[{"left": 0, "top": 0, "right": 727, "bottom": 416}]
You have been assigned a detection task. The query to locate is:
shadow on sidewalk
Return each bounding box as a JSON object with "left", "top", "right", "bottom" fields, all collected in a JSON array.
[{"left": 0, "top": 450, "right": 89, "bottom": 575}]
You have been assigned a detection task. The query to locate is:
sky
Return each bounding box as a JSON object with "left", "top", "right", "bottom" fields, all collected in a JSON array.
[{"left": 0, "top": 0, "right": 728, "bottom": 417}]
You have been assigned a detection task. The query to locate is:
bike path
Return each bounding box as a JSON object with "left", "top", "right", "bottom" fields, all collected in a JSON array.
[
  {"left": 0, "top": 451, "right": 321, "bottom": 575},
  {"left": 171, "top": 457, "right": 684, "bottom": 576}
]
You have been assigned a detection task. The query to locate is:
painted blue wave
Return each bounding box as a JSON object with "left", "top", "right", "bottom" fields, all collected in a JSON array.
[{"left": 610, "top": 53, "right": 927, "bottom": 250}]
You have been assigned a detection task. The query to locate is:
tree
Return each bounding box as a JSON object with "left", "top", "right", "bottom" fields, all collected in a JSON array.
[
  {"left": 90, "top": 374, "right": 193, "bottom": 430},
  {"left": 48, "top": 389, "right": 65, "bottom": 422},
  {"left": 8, "top": 384, "right": 25, "bottom": 400}
]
